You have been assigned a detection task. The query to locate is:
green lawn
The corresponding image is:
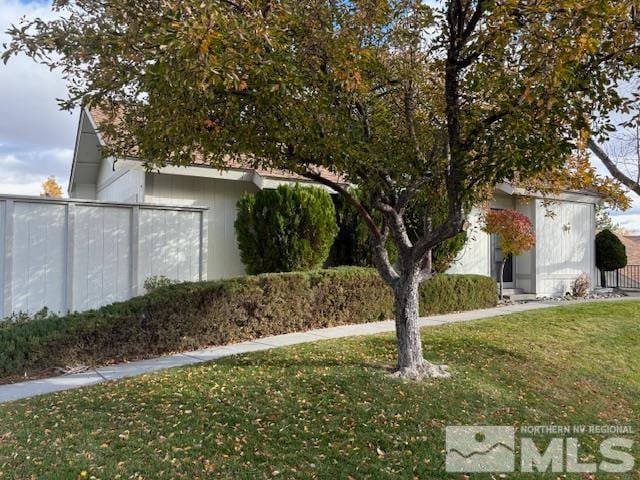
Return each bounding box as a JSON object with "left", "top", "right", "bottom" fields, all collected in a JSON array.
[{"left": 0, "top": 302, "right": 638, "bottom": 479}]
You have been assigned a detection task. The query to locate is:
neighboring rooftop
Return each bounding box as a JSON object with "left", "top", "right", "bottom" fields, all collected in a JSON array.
[{"left": 621, "top": 236, "right": 640, "bottom": 265}]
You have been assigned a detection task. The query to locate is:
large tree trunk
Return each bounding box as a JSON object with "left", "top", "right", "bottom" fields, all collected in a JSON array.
[{"left": 391, "top": 270, "right": 450, "bottom": 380}]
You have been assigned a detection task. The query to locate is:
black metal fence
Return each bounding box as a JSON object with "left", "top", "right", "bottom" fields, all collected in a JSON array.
[{"left": 598, "top": 265, "right": 640, "bottom": 290}]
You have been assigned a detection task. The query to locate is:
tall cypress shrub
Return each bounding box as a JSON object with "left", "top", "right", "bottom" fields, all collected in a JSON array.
[
  {"left": 235, "top": 185, "right": 338, "bottom": 274},
  {"left": 596, "top": 229, "right": 627, "bottom": 287}
]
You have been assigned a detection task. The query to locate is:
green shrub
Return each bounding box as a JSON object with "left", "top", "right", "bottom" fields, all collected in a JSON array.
[
  {"left": 0, "top": 270, "right": 496, "bottom": 380},
  {"left": 235, "top": 185, "right": 338, "bottom": 274},
  {"left": 596, "top": 229, "right": 627, "bottom": 272},
  {"left": 143, "top": 275, "right": 177, "bottom": 293},
  {"left": 431, "top": 232, "right": 468, "bottom": 273},
  {"left": 419, "top": 274, "right": 497, "bottom": 315},
  {"left": 596, "top": 229, "right": 627, "bottom": 287}
]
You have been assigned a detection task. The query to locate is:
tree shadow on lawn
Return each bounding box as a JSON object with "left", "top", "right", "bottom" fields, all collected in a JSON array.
[
  {"left": 215, "top": 333, "right": 531, "bottom": 372},
  {"left": 194, "top": 332, "right": 634, "bottom": 423}
]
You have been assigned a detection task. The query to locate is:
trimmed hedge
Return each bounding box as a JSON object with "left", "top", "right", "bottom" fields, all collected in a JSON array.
[
  {"left": 0, "top": 269, "right": 497, "bottom": 381},
  {"left": 419, "top": 274, "right": 498, "bottom": 316}
]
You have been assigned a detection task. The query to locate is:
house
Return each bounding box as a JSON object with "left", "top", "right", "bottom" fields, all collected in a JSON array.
[
  {"left": 448, "top": 186, "right": 600, "bottom": 297},
  {"left": 69, "top": 108, "right": 603, "bottom": 297}
]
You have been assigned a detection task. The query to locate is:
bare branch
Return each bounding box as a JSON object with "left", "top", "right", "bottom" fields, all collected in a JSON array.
[
  {"left": 588, "top": 138, "right": 640, "bottom": 197},
  {"left": 403, "top": 81, "right": 421, "bottom": 161},
  {"left": 413, "top": 208, "right": 465, "bottom": 265},
  {"left": 418, "top": 250, "right": 433, "bottom": 282},
  {"left": 373, "top": 199, "right": 413, "bottom": 253},
  {"left": 461, "top": 0, "right": 485, "bottom": 40}
]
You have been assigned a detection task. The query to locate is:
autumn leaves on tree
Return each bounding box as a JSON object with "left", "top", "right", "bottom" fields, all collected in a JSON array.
[
  {"left": 4, "top": 1, "right": 639, "bottom": 378},
  {"left": 483, "top": 209, "right": 536, "bottom": 300},
  {"left": 41, "top": 176, "right": 62, "bottom": 198}
]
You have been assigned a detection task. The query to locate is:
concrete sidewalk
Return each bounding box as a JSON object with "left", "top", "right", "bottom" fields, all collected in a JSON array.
[{"left": 0, "top": 296, "right": 637, "bottom": 404}]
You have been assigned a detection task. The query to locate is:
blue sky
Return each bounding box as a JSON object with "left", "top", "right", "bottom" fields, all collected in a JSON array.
[
  {"left": 0, "top": 0, "right": 77, "bottom": 195},
  {"left": 1, "top": 0, "right": 639, "bottom": 232}
]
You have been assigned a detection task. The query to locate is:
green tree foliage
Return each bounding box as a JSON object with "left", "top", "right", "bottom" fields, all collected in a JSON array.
[
  {"left": 328, "top": 192, "right": 378, "bottom": 268},
  {"left": 5, "top": 0, "right": 637, "bottom": 377},
  {"left": 329, "top": 190, "right": 466, "bottom": 273},
  {"left": 432, "top": 232, "right": 467, "bottom": 274},
  {"left": 235, "top": 185, "right": 337, "bottom": 274},
  {"left": 596, "top": 229, "right": 628, "bottom": 273},
  {"left": 595, "top": 205, "right": 621, "bottom": 232}
]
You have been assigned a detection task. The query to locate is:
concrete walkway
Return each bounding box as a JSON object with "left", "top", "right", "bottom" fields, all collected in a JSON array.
[{"left": 0, "top": 296, "right": 637, "bottom": 404}]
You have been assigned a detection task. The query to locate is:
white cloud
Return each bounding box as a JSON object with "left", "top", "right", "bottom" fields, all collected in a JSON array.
[
  {"left": 612, "top": 214, "right": 640, "bottom": 235},
  {"left": 0, "top": 153, "right": 21, "bottom": 167},
  {"left": 0, "top": 0, "right": 76, "bottom": 196},
  {"left": 0, "top": 147, "right": 71, "bottom": 194},
  {"left": 0, "top": 181, "right": 42, "bottom": 196}
]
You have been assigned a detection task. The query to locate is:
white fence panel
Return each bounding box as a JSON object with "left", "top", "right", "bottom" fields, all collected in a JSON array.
[
  {"left": 12, "top": 202, "right": 67, "bottom": 314},
  {"left": 73, "top": 205, "right": 133, "bottom": 312},
  {"left": 0, "top": 201, "right": 5, "bottom": 319},
  {"left": 138, "top": 208, "right": 202, "bottom": 292},
  {"left": 0, "top": 195, "right": 207, "bottom": 317}
]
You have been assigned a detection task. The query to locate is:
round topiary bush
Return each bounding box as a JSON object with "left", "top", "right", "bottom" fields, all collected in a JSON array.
[
  {"left": 596, "top": 229, "right": 627, "bottom": 288},
  {"left": 596, "top": 229, "right": 627, "bottom": 273},
  {"left": 235, "top": 184, "right": 338, "bottom": 274}
]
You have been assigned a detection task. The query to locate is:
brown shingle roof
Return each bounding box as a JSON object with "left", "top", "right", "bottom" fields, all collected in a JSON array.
[{"left": 87, "top": 108, "right": 345, "bottom": 184}]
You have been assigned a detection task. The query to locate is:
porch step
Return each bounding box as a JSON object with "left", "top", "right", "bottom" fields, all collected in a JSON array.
[
  {"left": 502, "top": 288, "right": 524, "bottom": 295},
  {"left": 502, "top": 288, "right": 538, "bottom": 302},
  {"left": 507, "top": 293, "right": 539, "bottom": 302}
]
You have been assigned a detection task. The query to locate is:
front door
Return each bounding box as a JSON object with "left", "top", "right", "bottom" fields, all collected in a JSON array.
[{"left": 491, "top": 233, "right": 515, "bottom": 289}]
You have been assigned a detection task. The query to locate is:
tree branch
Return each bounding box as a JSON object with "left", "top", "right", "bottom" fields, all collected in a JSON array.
[
  {"left": 418, "top": 250, "right": 433, "bottom": 282},
  {"left": 412, "top": 208, "right": 465, "bottom": 265},
  {"left": 403, "top": 81, "right": 421, "bottom": 161},
  {"left": 461, "top": 0, "right": 485, "bottom": 41},
  {"left": 588, "top": 138, "right": 640, "bottom": 196},
  {"left": 298, "top": 168, "right": 400, "bottom": 285},
  {"left": 373, "top": 198, "right": 413, "bottom": 253}
]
